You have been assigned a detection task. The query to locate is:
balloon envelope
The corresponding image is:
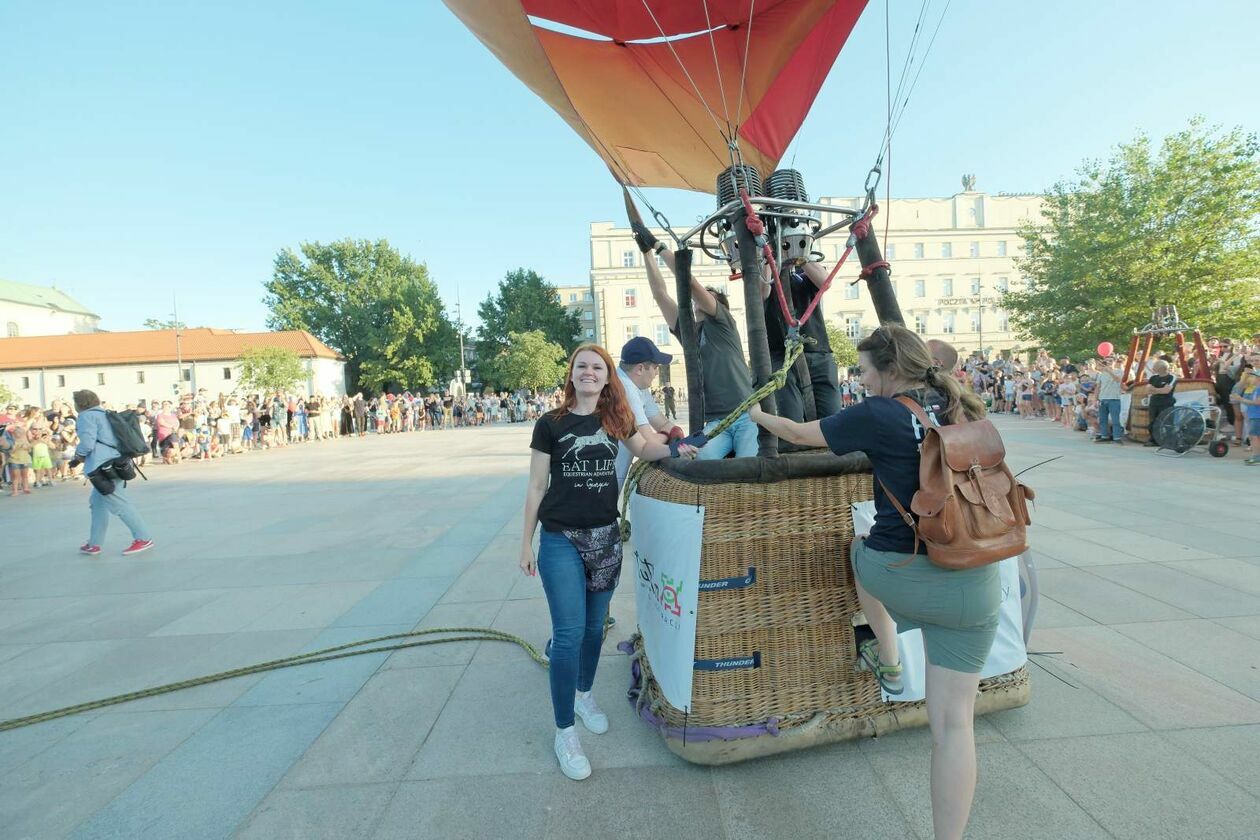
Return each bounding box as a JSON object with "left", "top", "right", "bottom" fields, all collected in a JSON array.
[
  {"left": 1097, "top": 341, "right": 1114, "bottom": 356},
  {"left": 443, "top": 0, "right": 869, "bottom": 192}
]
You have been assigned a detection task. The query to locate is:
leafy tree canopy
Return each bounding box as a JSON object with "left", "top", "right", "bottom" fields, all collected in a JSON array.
[
  {"left": 483, "top": 330, "right": 568, "bottom": 393},
  {"left": 143, "top": 318, "right": 187, "bottom": 330},
  {"left": 0, "top": 381, "right": 16, "bottom": 405},
  {"left": 236, "top": 346, "right": 306, "bottom": 395},
  {"left": 476, "top": 269, "right": 580, "bottom": 375},
  {"left": 824, "top": 323, "right": 860, "bottom": 370},
  {"left": 264, "top": 238, "right": 460, "bottom": 394},
  {"left": 1007, "top": 118, "right": 1260, "bottom": 359}
]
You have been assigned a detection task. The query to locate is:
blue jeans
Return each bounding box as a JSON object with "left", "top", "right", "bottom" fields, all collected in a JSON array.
[
  {"left": 697, "top": 411, "right": 759, "bottom": 460},
  {"left": 537, "top": 530, "right": 616, "bottom": 728},
  {"left": 89, "top": 483, "right": 152, "bottom": 547},
  {"left": 1098, "top": 398, "right": 1123, "bottom": 440}
]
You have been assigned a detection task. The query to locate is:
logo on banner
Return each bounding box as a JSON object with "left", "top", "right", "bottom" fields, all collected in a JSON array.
[{"left": 637, "top": 551, "right": 688, "bottom": 627}]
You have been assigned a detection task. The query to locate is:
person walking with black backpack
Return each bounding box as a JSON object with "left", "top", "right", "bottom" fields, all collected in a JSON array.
[{"left": 70, "top": 390, "right": 154, "bottom": 557}]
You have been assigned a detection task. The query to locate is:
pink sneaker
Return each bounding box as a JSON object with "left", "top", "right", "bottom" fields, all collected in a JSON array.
[
  {"left": 79, "top": 544, "right": 101, "bottom": 556},
  {"left": 122, "top": 539, "right": 154, "bottom": 556}
]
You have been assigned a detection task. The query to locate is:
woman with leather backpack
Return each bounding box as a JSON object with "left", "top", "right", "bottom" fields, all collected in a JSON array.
[{"left": 751, "top": 325, "right": 995, "bottom": 840}]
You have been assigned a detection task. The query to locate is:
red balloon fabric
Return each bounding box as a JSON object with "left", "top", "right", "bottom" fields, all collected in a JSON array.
[{"left": 1097, "top": 341, "right": 1114, "bottom": 357}]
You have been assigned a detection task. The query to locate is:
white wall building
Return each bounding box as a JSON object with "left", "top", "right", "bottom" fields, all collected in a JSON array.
[
  {"left": 0, "top": 328, "right": 345, "bottom": 409},
  {"left": 0, "top": 278, "right": 101, "bottom": 337}
]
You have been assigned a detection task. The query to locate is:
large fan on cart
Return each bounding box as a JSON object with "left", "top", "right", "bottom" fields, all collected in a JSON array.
[{"left": 1153, "top": 405, "right": 1230, "bottom": 458}]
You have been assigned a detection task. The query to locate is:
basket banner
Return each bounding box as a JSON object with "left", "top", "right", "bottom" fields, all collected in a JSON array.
[
  {"left": 1120, "top": 385, "right": 1211, "bottom": 425},
  {"left": 629, "top": 494, "right": 704, "bottom": 712},
  {"left": 698, "top": 567, "right": 756, "bottom": 591}
]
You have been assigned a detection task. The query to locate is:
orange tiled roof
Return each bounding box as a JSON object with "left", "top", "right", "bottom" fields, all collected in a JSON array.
[{"left": 0, "top": 328, "right": 343, "bottom": 370}]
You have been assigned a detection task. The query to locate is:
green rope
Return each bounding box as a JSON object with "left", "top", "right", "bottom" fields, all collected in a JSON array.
[
  {"left": 619, "top": 337, "right": 808, "bottom": 542},
  {"left": 0, "top": 627, "right": 547, "bottom": 732}
]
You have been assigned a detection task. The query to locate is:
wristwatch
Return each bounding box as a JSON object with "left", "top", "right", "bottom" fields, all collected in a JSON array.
[{"left": 653, "top": 241, "right": 667, "bottom": 255}]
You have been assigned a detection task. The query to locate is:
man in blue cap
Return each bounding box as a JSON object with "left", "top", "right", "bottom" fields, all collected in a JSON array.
[{"left": 615, "top": 336, "right": 685, "bottom": 485}]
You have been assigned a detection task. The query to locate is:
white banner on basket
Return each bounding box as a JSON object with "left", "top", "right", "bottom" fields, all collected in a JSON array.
[
  {"left": 847, "top": 505, "right": 1027, "bottom": 702},
  {"left": 629, "top": 493, "right": 704, "bottom": 712}
]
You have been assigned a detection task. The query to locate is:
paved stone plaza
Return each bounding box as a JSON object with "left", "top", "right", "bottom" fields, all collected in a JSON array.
[{"left": 1, "top": 416, "right": 1257, "bottom": 839}]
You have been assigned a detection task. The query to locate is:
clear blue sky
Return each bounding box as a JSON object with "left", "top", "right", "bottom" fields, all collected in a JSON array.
[{"left": 2, "top": 1, "right": 1257, "bottom": 333}]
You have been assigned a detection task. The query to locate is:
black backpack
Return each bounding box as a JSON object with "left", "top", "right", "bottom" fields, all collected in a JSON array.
[{"left": 106, "top": 409, "right": 150, "bottom": 459}]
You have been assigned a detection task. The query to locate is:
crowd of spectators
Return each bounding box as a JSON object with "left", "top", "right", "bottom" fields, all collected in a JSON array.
[{"left": 0, "top": 387, "right": 566, "bottom": 496}]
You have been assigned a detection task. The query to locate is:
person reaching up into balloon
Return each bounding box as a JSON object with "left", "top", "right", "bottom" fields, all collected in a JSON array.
[
  {"left": 519, "top": 343, "right": 696, "bottom": 782},
  {"left": 631, "top": 212, "right": 758, "bottom": 459}
]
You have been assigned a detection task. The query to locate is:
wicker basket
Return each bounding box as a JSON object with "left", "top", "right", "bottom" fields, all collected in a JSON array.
[
  {"left": 628, "top": 452, "right": 1031, "bottom": 765},
  {"left": 1125, "top": 379, "right": 1214, "bottom": 442}
]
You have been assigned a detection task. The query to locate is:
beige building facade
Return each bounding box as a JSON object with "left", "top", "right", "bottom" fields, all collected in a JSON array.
[
  {"left": 589, "top": 190, "right": 1043, "bottom": 383},
  {"left": 553, "top": 284, "right": 599, "bottom": 344}
]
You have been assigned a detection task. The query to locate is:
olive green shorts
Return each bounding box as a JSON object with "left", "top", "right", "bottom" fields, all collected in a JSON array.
[{"left": 850, "top": 538, "right": 1000, "bottom": 673}]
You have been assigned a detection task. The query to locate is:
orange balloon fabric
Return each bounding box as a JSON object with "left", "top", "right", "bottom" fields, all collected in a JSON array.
[{"left": 443, "top": 0, "right": 868, "bottom": 192}]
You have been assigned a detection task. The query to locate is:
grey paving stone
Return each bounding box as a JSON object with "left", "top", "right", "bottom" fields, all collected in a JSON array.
[
  {"left": 1088, "top": 563, "right": 1260, "bottom": 618},
  {"left": 1215, "top": 614, "right": 1260, "bottom": 640},
  {"left": 235, "top": 782, "right": 397, "bottom": 840},
  {"left": 438, "top": 559, "right": 517, "bottom": 604},
  {"left": 331, "top": 577, "right": 455, "bottom": 628},
  {"left": 372, "top": 775, "right": 553, "bottom": 840},
  {"left": 1, "top": 708, "right": 218, "bottom": 840},
  {"left": 1030, "top": 531, "right": 1146, "bottom": 567},
  {"left": 866, "top": 741, "right": 1112, "bottom": 839},
  {"left": 986, "top": 661, "right": 1147, "bottom": 741},
  {"left": 381, "top": 600, "right": 502, "bottom": 669},
  {"left": 150, "top": 585, "right": 315, "bottom": 636},
  {"left": 542, "top": 766, "right": 722, "bottom": 840},
  {"left": 232, "top": 624, "right": 411, "bottom": 707},
  {"left": 1036, "top": 567, "right": 1194, "bottom": 623},
  {"left": 1164, "top": 724, "right": 1260, "bottom": 790},
  {"left": 243, "top": 581, "right": 381, "bottom": 631},
  {"left": 1029, "top": 594, "right": 1098, "bottom": 628},
  {"left": 0, "top": 640, "right": 125, "bottom": 715},
  {"left": 0, "top": 712, "right": 103, "bottom": 776},
  {"left": 1035, "top": 626, "right": 1260, "bottom": 730},
  {"left": 1112, "top": 619, "right": 1260, "bottom": 701},
  {"left": 1073, "top": 526, "right": 1219, "bottom": 561},
  {"left": 279, "top": 665, "right": 463, "bottom": 787},
  {"left": 713, "top": 744, "right": 917, "bottom": 839},
  {"left": 1026, "top": 505, "right": 1111, "bottom": 532},
  {"left": 1165, "top": 557, "right": 1260, "bottom": 597},
  {"left": 406, "top": 660, "right": 558, "bottom": 779},
  {"left": 857, "top": 715, "right": 1005, "bottom": 755},
  {"left": 469, "top": 596, "right": 552, "bottom": 666},
  {"left": 1019, "top": 732, "right": 1260, "bottom": 839},
  {"left": 68, "top": 702, "right": 342, "bottom": 840}
]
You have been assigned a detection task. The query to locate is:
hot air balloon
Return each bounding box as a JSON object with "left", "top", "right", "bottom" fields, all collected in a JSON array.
[{"left": 446, "top": 1, "right": 1032, "bottom": 765}]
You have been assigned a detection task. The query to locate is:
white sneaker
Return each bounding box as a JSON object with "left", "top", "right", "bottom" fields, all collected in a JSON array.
[
  {"left": 553, "top": 726, "right": 591, "bottom": 780},
  {"left": 574, "top": 691, "right": 609, "bottom": 734}
]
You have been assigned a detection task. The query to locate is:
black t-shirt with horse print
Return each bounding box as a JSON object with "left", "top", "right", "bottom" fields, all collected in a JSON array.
[{"left": 531, "top": 410, "right": 624, "bottom": 531}]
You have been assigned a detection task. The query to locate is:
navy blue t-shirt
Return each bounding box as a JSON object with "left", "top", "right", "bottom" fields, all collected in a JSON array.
[{"left": 819, "top": 391, "right": 946, "bottom": 554}]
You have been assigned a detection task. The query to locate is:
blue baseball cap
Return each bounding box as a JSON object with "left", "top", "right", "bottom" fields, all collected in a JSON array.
[{"left": 620, "top": 336, "right": 673, "bottom": 365}]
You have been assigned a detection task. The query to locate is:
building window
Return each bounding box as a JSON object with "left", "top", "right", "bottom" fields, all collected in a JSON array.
[
  {"left": 57, "top": 374, "right": 66, "bottom": 386},
  {"left": 914, "top": 279, "right": 926, "bottom": 298},
  {"left": 583, "top": 310, "right": 593, "bottom": 321},
  {"left": 21, "top": 376, "right": 30, "bottom": 389},
  {"left": 970, "top": 312, "right": 981, "bottom": 333},
  {"left": 655, "top": 324, "right": 671, "bottom": 346},
  {"left": 914, "top": 315, "right": 927, "bottom": 335},
  {"left": 997, "top": 241, "right": 1007, "bottom": 257},
  {"left": 997, "top": 311, "right": 1009, "bottom": 331},
  {"left": 223, "top": 367, "right": 232, "bottom": 380},
  {"left": 941, "top": 242, "right": 953, "bottom": 258},
  {"left": 942, "top": 278, "right": 954, "bottom": 296},
  {"left": 624, "top": 288, "right": 637, "bottom": 308},
  {"left": 845, "top": 317, "right": 861, "bottom": 339},
  {"left": 942, "top": 314, "right": 955, "bottom": 334},
  {"left": 970, "top": 277, "right": 981, "bottom": 295},
  {"left": 623, "top": 324, "right": 640, "bottom": 340},
  {"left": 655, "top": 253, "right": 666, "bottom": 267},
  {"left": 136, "top": 371, "right": 145, "bottom": 384},
  {"left": 585, "top": 329, "right": 595, "bottom": 339},
  {"left": 844, "top": 283, "right": 860, "bottom": 300},
  {"left": 584, "top": 290, "right": 593, "bottom": 301},
  {"left": 97, "top": 373, "right": 106, "bottom": 386},
  {"left": 996, "top": 276, "right": 1009, "bottom": 292},
  {"left": 569, "top": 293, "right": 577, "bottom": 303},
  {"left": 913, "top": 243, "right": 924, "bottom": 259},
  {"left": 5, "top": 321, "right": 17, "bottom": 337},
  {"left": 969, "top": 241, "right": 980, "bottom": 258},
  {"left": 886, "top": 244, "right": 896, "bottom": 260},
  {"left": 622, "top": 250, "right": 636, "bottom": 268}
]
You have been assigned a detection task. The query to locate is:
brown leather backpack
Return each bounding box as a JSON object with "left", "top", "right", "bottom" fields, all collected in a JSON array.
[{"left": 879, "top": 396, "right": 1034, "bottom": 570}]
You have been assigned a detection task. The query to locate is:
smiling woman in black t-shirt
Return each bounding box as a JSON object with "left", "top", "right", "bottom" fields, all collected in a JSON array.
[
  {"left": 750, "top": 325, "right": 995, "bottom": 840},
  {"left": 520, "top": 343, "right": 695, "bottom": 782}
]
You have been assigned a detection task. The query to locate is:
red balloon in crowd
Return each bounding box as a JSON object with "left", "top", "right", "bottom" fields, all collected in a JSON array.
[{"left": 1096, "top": 341, "right": 1114, "bottom": 357}]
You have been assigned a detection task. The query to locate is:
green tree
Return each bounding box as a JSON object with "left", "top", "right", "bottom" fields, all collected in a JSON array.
[
  {"left": 237, "top": 346, "right": 306, "bottom": 394},
  {"left": 264, "top": 238, "right": 460, "bottom": 393},
  {"left": 0, "top": 381, "right": 16, "bottom": 405},
  {"left": 1006, "top": 119, "right": 1260, "bottom": 358},
  {"left": 484, "top": 330, "right": 568, "bottom": 392},
  {"left": 476, "top": 269, "right": 580, "bottom": 379},
  {"left": 143, "top": 318, "right": 186, "bottom": 330},
  {"left": 824, "top": 323, "right": 860, "bottom": 370}
]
